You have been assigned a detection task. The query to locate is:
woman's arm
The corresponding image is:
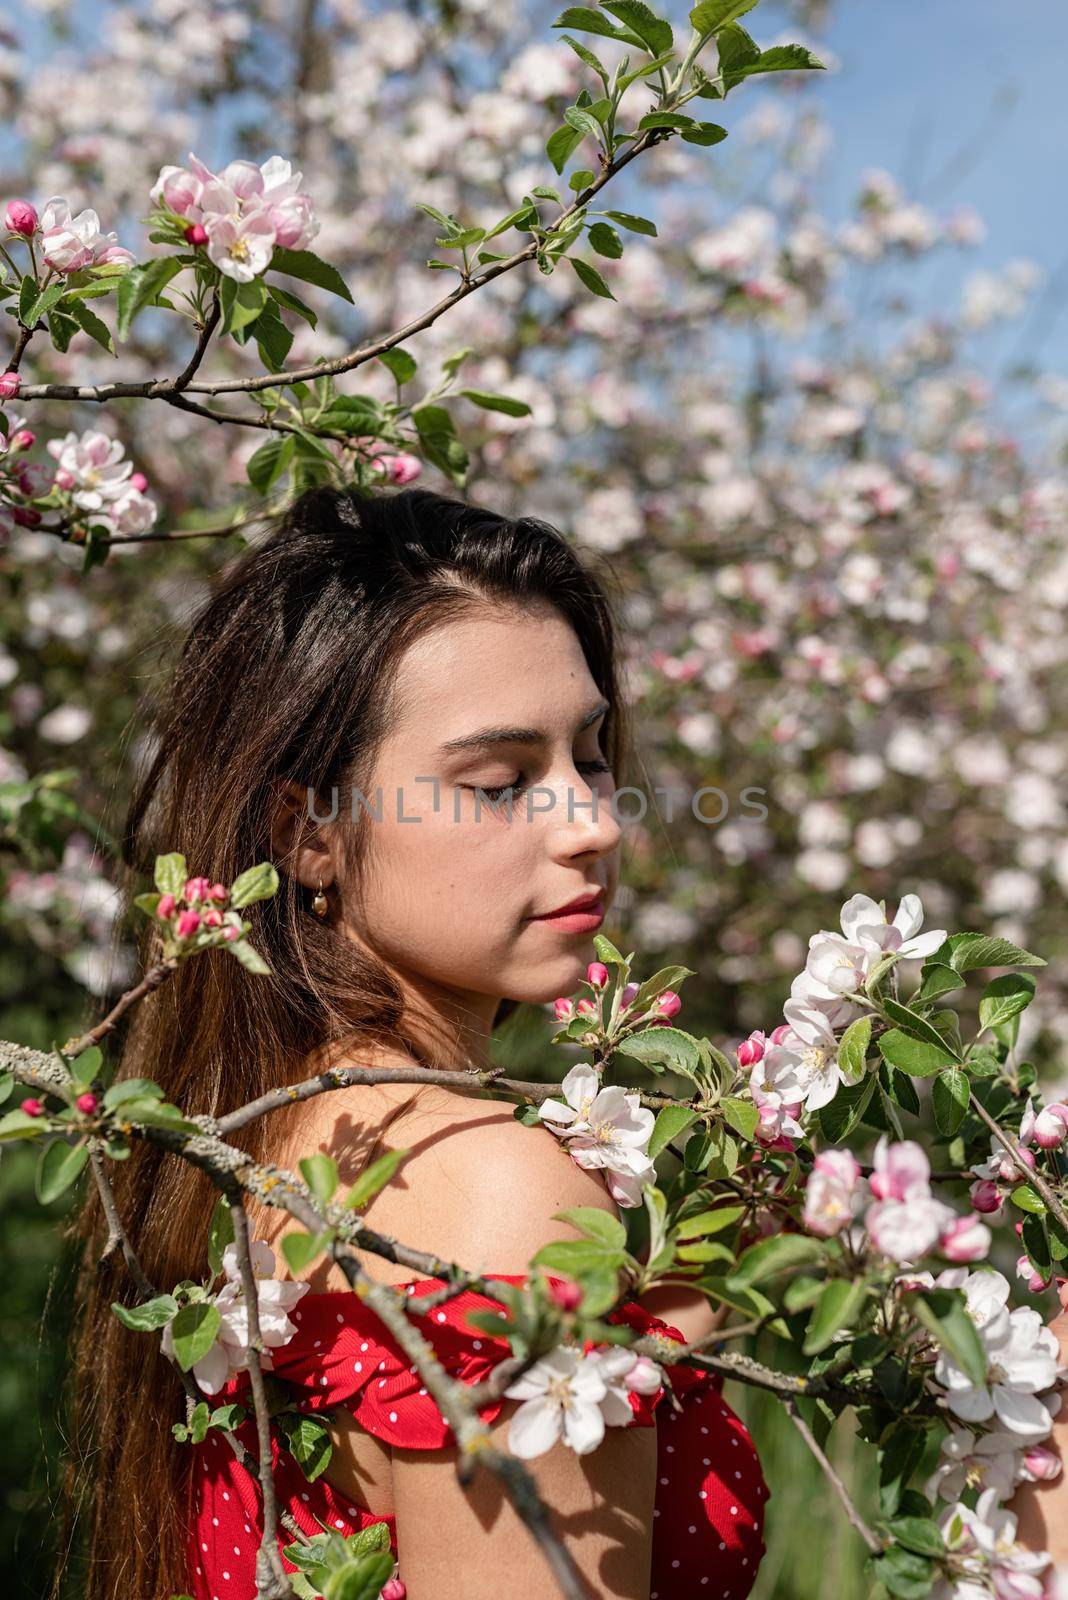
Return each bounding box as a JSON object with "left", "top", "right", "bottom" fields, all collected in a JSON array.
[
  {"left": 332, "top": 1090, "right": 659, "bottom": 1598},
  {"left": 1007, "top": 1283, "right": 1068, "bottom": 1564}
]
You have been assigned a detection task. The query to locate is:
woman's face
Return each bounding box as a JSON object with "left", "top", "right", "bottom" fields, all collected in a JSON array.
[{"left": 339, "top": 604, "right": 623, "bottom": 1025}]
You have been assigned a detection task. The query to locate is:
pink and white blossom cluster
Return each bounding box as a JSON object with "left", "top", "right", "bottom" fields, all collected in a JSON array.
[
  {"left": 45, "top": 429, "right": 157, "bottom": 539},
  {"left": 502, "top": 1339, "right": 663, "bottom": 1459},
  {"left": 538, "top": 1062, "right": 656, "bottom": 1207},
  {"left": 150, "top": 152, "right": 319, "bottom": 281}
]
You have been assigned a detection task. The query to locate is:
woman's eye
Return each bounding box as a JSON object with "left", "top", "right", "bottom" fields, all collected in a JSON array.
[{"left": 463, "top": 758, "right": 610, "bottom": 807}]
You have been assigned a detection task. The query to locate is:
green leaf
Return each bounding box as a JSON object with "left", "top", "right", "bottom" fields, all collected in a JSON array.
[
  {"left": 344, "top": 1148, "right": 409, "bottom": 1211},
  {"left": 803, "top": 1278, "right": 867, "bottom": 1356},
  {"left": 567, "top": 256, "right": 616, "bottom": 300},
  {"left": 600, "top": 0, "right": 674, "bottom": 56},
  {"left": 532, "top": 1239, "right": 623, "bottom": 1276},
  {"left": 546, "top": 123, "right": 585, "bottom": 173},
  {"left": 720, "top": 1096, "right": 758, "bottom": 1141},
  {"left": 154, "top": 852, "right": 187, "bottom": 898},
  {"left": 603, "top": 210, "right": 658, "bottom": 237},
  {"left": 585, "top": 221, "right": 622, "bottom": 259},
  {"left": 103, "top": 1077, "right": 166, "bottom": 1108},
  {"left": 111, "top": 1293, "right": 179, "bottom": 1331},
  {"left": 67, "top": 298, "right": 116, "bottom": 355},
  {"left": 1010, "top": 1184, "right": 1047, "bottom": 1215},
  {"left": 742, "top": 44, "right": 826, "bottom": 76},
  {"left": 909, "top": 1289, "right": 987, "bottom": 1388},
  {"left": 915, "top": 962, "right": 965, "bottom": 1004},
  {"left": 170, "top": 1301, "right": 222, "bottom": 1371},
  {"left": 877, "top": 1029, "right": 958, "bottom": 1078},
  {"left": 838, "top": 1014, "right": 873, "bottom": 1082},
  {"left": 871, "top": 1546, "right": 936, "bottom": 1600},
  {"left": 377, "top": 347, "right": 417, "bottom": 385},
  {"left": 281, "top": 1231, "right": 332, "bottom": 1274},
  {"left": 266, "top": 282, "right": 318, "bottom": 327},
  {"left": 592, "top": 934, "right": 626, "bottom": 967},
  {"left": 35, "top": 1139, "right": 89, "bottom": 1204},
  {"left": 300, "top": 1153, "right": 339, "bottom": 1209},
  {"left": 279, "top": 1413, "right": 334, "bottom": 1482},
  {"left": 19, "top": 278, "right": 69, "bottom": 329},
  {"left": 551, "top": 6, "right": 642, "bottom": 44},
  {"left": 269, "top": 247, "right": 354, "bottom": 304},
  {"left": 251, "top": 301, "right": 295, "bottom": 371},
  {"left": 246, "top": 435, "right": 296, "bottom": 494},
  {"left": 818, "top": 1074, "right": 875, "bottom": 1142},
  {"left": 934, "top": 933, "right": 1046, "bottom": 974},
  {"left": 715, "top": 21, "right": 761, "bottom": 86},
  {"left": 219, "top": 277, "right": 268, "bottom": 336},
  {"left": 676, "top": 1204, "right": 744, "bottom": 1239},
  {"left": 689, "top": 0, "right": 757, "bottom": 31},
  {"left": 229, "top": 861, "right": 280, "bottom": 909},
  {"left": 553, "top": 1206, "right": 626, "bottom": 1248},
  {"left": 225, "top": 940, "right": 273, "bottom": 975},
  {"left": 648, "top": 1104, "right": 698, "bottom": 1160},
  {"left": 882, "top": 1516, "right": 946, "bottom": 1555},
  {"left": 458, "top": 388, "right": 532, "bottom": 417},
  {"left": 680, "top": 123, "right": 729, "bottom": 146},
  {"left": 613, "top": 1026, "right": 701, "bottom": 1078},
  {"left": 115, "top": 258, "right": 182, "bottom": 340},
  {"left": 726, "top": 1233, "right": 825, "bottom": 1289},
  {"left": 931, "top": 1068, "right": 969, "bottom": 1136},
  {"left": 979, "top": 974, "right": 1037, "bottom": 1031},
  {"left": 70, "top": 1045, "right": 103, "bottom": 1087},
  {"left": 882, "top": 1000, "right": 962, "bottom": 1057},
  {"left": 563, "top": 105, "right": 606, "bottom": 142},
  {"left": 207, "top": 1195, "right": 235, "bottom": 1277}
]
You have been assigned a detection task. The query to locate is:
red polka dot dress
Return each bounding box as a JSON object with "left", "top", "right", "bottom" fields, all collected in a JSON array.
[{"left": 184, "top": 1274, "right": 768, "bottom": 1599}]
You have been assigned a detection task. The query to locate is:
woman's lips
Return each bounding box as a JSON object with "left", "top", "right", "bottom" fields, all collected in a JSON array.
[{"left": 530, "top": 897, "right": 606, "bottom": 932}]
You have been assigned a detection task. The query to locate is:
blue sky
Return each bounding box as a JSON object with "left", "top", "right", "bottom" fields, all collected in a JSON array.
[{"left": 805, "top": 0, "right": 1068, "bottom": 373}]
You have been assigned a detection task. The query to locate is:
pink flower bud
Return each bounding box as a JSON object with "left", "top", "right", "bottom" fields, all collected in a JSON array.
[
  {"left": 1016, "top": 1253, "right": 1051, "bottom": 1294},
  {"left": 157, "top": 894, "right": 176, "bottom": 919},
  {"left": 5, "top": 199, "right": 38, "bottom": 237},
  {"left": 547, "top": 1276, "right": 583, "bottom": 1312},
  {"left": 970, "top": 1178, "right": 1002, "bottom": 1214},
  {"left": 619, "top": 982, "right": 639, "bottom": 1010},
  {"left": 208, "top": 882, "right": 228, "bottom": 902},
  {"left": 655, "top": 990, "right": 682, "bottom": 1019},
  {"left": 55, "top": 468, "right": 75, "bottom": 489},
  {"left": 626, "top": 1355, "right": 664, "bottom": 1395},
  {"left": 381, "top": 1580, "right": 406, "bottom": 1600},
  {"left": 553, "top": 998, "right": 574, "bottom": 1021},
  {"left": 575, "top": 999, "right": 597, "bottom": 1017},
  {"left": 222, "top": 925, "right": 240, "bottom": 942},
  {"left": 769, "top": 1023, "right": 791, "bottom": 1046},
  {"left": 20, "top": 1097, "right": 44, "bottom": 1117},
  {"left": 0, "top": 370, "right": 21, "bottom": 400},
  {"left": 387, "top": 453, "right": 422, "bottom": 486},
  {"left": 939, "top": 1214, "right": 991, "bottom": 1264},
  {"left": 183, "top": 876, "right": 213, "bottom": 905},
  {"left": 76, "top": 1092, "right": 98, "bottom": 1114},
  {"left": 129, "top": 471, "right": 148, "bottom": 493},
  {"left": 1034, "top": 1104, "right": 1068, "bottom": 1151},
  {"left": 1023, "top": 1445, "right": 1062, "bottom": 1482},
  {"left": 202, "top": 907, "right": 223, "bottom": 927},
  {"left": 736, "top": 1030, "right": 766, "bottom": 1068},
  {"left": 184, "top": 222, "right": 208, "bottom": 246},
  {"left": 10, "top": 429, "right": 34, "bottom": 451},
  {"left": 1015, "top": 1221, "right": 1024, "bottom": 1236},
  {"left": 176, "top": 909, "right": 201, "bottom": 937},
  {"left": 586, "top": 962, "right": 609, "bottom": 989}
]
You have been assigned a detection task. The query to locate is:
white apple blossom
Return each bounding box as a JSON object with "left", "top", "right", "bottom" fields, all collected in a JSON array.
[
  {"left": 502, "top": 1345, "right": 610, "bottom": 1458},
  {"left": 763, "top": 997, "right": 863, "bottom": 1113},
  {"left": 538, "top": 1063, "right": 656, "bottom": 1207},
  {"left": 149, "top": 149, "right": 319, "bottom": 281},
  {"left": 932, "top": 1268, "right": 1062, "bottom": 1441},
  {"left": 934, "top": 1487, "right": 1050, "bottom": 1600},
  {"left": 926, "top": 1429, "right": 1021, "bottom": 1503},
  {"left": 37, "top": 195, "right": 134, "bottom": 274},
  {"left": 159, "top": 1239, "right": 308, "bottom": 1396},
  {"left": 802, "top": 1149, "right": 865, "bottom": 1237},
  {"left": 839, "top": 891, "right": 948, "bottom": 961}
]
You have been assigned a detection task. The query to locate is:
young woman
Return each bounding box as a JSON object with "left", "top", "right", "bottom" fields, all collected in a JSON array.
[{"left": 66, "top": 484, "right": 768, "bottom": 1600}]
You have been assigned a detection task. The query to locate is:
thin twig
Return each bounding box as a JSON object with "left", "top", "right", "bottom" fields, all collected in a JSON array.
[
  {"left": 970, "top": 1095, "right": 1068, "bottom": 1235},
  {"left": 783, "top": 1399, "right": 883, "bottom": 1555}
]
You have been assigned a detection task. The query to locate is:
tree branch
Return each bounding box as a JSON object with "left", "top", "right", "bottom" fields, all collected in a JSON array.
[{"left": 783, "top": 1399, "right": 884, "bottom": 1556}]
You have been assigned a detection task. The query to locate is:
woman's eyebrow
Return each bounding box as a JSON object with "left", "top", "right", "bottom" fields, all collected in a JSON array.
[{"left": 437, "top": 698, "right": 610, "bottom": 755}]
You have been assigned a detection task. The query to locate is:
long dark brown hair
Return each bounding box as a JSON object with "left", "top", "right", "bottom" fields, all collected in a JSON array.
[{"left": 57, "top": 482, "right": 631, "bottom": 1600}]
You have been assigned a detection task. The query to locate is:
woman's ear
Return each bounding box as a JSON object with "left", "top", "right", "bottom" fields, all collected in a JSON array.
[{"left": 269, "top": 777, "right": 335, "bottom": 891}]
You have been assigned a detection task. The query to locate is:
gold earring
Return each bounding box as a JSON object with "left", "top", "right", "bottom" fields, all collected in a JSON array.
[{"left": 312, "top": 873, "right": 329, "bottom": 917}]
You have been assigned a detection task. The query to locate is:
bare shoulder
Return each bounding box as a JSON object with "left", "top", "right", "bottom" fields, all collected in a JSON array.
[
  {"left": 365, "top": 1084, "right": 621, "bottom": 1275},
  {"left": 248, "top": 1079, "right": 620, "bottom": 1290}
]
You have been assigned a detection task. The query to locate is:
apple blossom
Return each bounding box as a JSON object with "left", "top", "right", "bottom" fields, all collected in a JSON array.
[
  {"left": 538, "top": 1063, "right": 656, "bottom": 1207},
  {"left": 591, "top": 1345, "right": 664, "bottom": 1425},
  {"left": 1016, "top": 1255, "right": 1052, "bottom": 1296},
  {"left": 736, "top": 1029, "right": 766, "bottom": 1067},
  {"left": 75, "top": 1092, "right": 98, "bottom": 1114},
  {"left": 20, "top": 1097, "right": 43, "bottom": 1117},
  {"left": 586, "top": 962, "right": 609, "bottom": 989},
  {"left": 926, "top": 1429, "right": 1021, "bottom": 1503},
  {"left": 1032, "top": 1104, "right": 1068, "bottom": 1151},
  {"left": 160, "top": 1240, "right": 308, "bottom": 1396},
  {"left": 802, "top": 1148, "right": 864, "bottom": 1237},
  {"left": 156, "top": 894, "right": 176, "bottom": 919},
  {"left": 935, "top": 1487, "right": 1050, "bottom": 1600},
  {"left": 175, "top": 910, "right": 201, "bottom": 937},
  {"left": 0, "top": 371, "right": 21, "bottom": 401},
  {"left": 502, "top": 1345, "right": 609, "bottom": 1458},
  {"left": 149, "top": 151, "right": 319, "bottom": 282},
  {"left": 655, "top": 990, "right": 682, "bottom": 1018},
  {"left": 940, "top": 1215, "right": 993, "bottom": 1264},
  {"left": 932, "top": 1268, "right": 1062, "bottom": 1441}
]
